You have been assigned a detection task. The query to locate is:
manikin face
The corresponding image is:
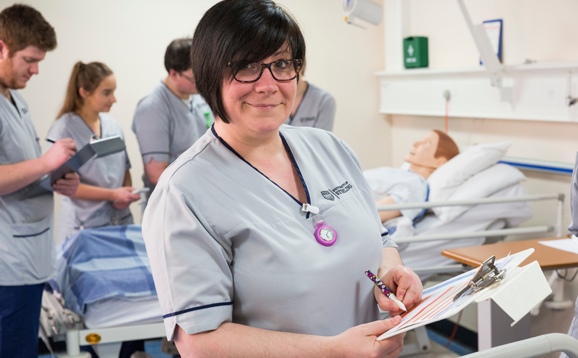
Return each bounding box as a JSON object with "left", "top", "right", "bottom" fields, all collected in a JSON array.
[
  {"left": 81, "top": 75, "right": 117, "bottom": 113},
  {"left": 404, "top": 131, "right": 448, "bottom": 169},
  {"left": 172, "top": 68, "right": 198, "bottom": 95},
  {"left": 220, "top": 46, "right": 297, "bottom": 135},
  {"left": 0, "top": 44, "right": 46, "bottom": 89}
]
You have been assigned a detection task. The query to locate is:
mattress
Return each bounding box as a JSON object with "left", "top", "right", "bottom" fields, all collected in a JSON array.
[{"left": 83, "top": 295, "right": 162, "bottom": 328}]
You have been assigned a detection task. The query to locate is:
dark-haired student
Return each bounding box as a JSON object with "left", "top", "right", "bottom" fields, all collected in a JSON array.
[
  {"left": 142, "top": 1, "right": 422, "bottom": 357},
  {"left": 0, "top": 4, "right": 80, "bottom": 358},
  {"left": 132, "top": 38, "right": 214, "bottom": 198}
]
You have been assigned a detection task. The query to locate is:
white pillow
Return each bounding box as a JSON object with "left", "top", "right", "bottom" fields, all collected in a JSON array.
[
  {"left": 434, "top": 164, "right": 526, "bottom": 223},
  {"left": 427, "top": 141, "right": 512, "bottom": 202}
]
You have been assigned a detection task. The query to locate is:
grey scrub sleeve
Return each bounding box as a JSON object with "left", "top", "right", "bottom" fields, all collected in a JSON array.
[
  {"left": 143, "top": 125, "right": 394, "bottom": 340},
  {"left": 131, "top": 82, "right": 214, "bottom": 193},
  {"left": 0, "top": 90, "right": 55, "bottom": 285},
  {"left": 568, "top": 152, "right": 578, "bottom": 235},
  {"left": 563, "top": 152, "right": 578, "bottom": 358},
  {"left": 285, "top": 82, "right": 336, "bottom": 131},
  {"left": 47, "top": 112, "right": 132, "bottom": 244}
]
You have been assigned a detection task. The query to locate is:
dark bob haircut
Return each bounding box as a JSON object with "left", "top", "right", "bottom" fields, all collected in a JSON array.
[
  {"left": 165, "top": 38, "right": 193, "bottom": 73},
  {"left": 191, "top": 0, "right": 305, "bottom": 123}
]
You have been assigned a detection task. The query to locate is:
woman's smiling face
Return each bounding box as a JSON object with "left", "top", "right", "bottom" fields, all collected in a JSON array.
[{"left": 220, "top": 45, "right": 297, "bottom": 136}]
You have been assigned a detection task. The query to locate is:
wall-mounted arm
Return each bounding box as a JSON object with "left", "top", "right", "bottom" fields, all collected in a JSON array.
[{"left": 457, "top": 0, "right": 512, "bottom": 101}]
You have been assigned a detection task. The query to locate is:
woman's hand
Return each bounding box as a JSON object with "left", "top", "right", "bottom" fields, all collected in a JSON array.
[
  {"left": 330, "top": 316, "right": 405, "bottom": 358},
  {"left": 376, "top": 265, "right": 422, "bottom": 317},
  {"left": 112, "top": 187, "right": 140, "bottom": 209}
]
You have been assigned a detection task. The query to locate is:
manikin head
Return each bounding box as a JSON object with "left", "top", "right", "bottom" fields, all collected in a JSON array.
[{"left": 404, "top": 130, "right": 459, "bottom": 179}]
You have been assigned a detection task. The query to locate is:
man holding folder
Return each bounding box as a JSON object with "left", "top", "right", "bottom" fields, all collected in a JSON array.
[{"left": 0, "top": 4, "right": 80, "bottom": 357}]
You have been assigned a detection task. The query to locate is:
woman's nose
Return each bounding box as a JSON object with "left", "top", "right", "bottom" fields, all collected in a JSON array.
[{"left": 254, "top": 67, "right": 278, "bottom": 93}]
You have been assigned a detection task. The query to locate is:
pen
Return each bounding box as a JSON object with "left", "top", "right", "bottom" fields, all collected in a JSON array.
[
  {"left": 365, "top": 269, "right": 407, "bottom": 311},
  {"left": 46, "top": 137, "right": 56, "bottom": 143}
]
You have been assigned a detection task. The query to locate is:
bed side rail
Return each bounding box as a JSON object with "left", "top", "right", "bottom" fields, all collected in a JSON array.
[
  {"left": 460, "top": 333, "right": 578, "bottom": 358},
  {"left": 377, "top": 193, "right": 565, "bottom": 242}
]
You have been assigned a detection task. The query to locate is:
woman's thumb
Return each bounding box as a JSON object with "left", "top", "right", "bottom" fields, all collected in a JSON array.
[{"left": 364, "top": 316, "right": 401, "bottom": 336}]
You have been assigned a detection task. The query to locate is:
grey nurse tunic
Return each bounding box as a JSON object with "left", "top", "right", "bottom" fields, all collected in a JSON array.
[
  {"left": 285, "top": 83, "right": 336, "bottom": 131},
  {"left": 143, "top": 124, "right": 394, "bottom": 339},
  {"left": 0, "top": 90, "right": 55, "bottom": 285},
  {"left": 47, "top": 112, "right": 132, "bottom": 244},
  {"left": 132, "top": 82, "right": 214, "bottom": 194}
]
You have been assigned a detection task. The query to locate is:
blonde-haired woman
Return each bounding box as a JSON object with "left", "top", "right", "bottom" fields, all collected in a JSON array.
[{"left": 47, "top": 62, "right": 140, "bottom": 244}]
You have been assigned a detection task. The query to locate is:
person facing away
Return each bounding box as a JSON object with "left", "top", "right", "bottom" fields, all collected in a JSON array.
[
  {"left": 0, "top": 5, "right": 80, "bottom": 358},
  {"left": 561, "top": 152, "right": 578, "bottom": 358},
  {"left": 367, "top": 129, "right": 460, "bottom": 223},
  {"left": 143, "top": 1, "right": 423, "bottom": 357},
  {"left": 284, "top": 60, "right": 336, "bottom": 131},
  {"left": 47, "top": 62, "right": 140, "bottom": 245},
  {"left": 132, "top": 38, "right": 214, "bottom": 197}
]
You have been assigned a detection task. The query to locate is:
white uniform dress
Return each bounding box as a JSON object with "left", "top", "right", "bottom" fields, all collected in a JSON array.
[
  {"left": 46, "top": 112, "right": 133, "bottom": 244},
  {"left": 0, "top": 90, "right": 55, "bottom": 285},
  {"left": 143, "top": 125, "right": 394, "bottom": 339},
  {"left": 132, "top": 82, "right": 214, "bottom": 195}
]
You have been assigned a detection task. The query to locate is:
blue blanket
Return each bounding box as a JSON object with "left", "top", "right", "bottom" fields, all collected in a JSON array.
[{"left": 49, "top": 225, "right": 157, "bottom": 315}]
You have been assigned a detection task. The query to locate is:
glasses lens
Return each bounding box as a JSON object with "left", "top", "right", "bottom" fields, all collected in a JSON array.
[
  {"left": 235, "top": 63, "right": 262, "bottom": 82},
  {"left": 271, "top": 60, "right": 296, "bottom": 80}
]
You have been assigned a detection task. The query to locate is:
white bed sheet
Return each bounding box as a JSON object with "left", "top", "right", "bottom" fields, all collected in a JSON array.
[
  {"left": 84, "top": 295, "right": 162, "bottom": 329},
  {"left": 397, "top": 183, "right": 532, "bottom": 271}
]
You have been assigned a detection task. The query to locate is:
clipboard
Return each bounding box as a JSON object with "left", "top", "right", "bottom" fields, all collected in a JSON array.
[
  {"left": 24, "top": 136, "right": 126, "bottom": 198},
  {"left": 377, "top": 248, "right": 551, "bottom": 340}
]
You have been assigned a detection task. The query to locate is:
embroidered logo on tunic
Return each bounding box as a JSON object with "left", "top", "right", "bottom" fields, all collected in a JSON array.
[
  {"left": 321, "top": 181, "right": 353, "bottom": 201},
  {"left": 300, "top": 117, "right": 315, "bottom": 122}
]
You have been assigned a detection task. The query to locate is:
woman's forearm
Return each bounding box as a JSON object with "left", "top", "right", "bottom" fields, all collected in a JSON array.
[
  {"left": 72, "top": 183, "right": 115, "bottom": 201},
  {"left": 378, "top": 247, "right": 404, "bottom": 279},
  {"left": 175, "top": 323, "right": 337, "bottom": 358}
]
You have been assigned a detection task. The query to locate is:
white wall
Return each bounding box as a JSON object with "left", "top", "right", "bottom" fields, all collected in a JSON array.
[
  {"left": 12, "top": 0, "right": 389, "bottom": 235},
  {"left": 383, "top": 0, "right": 578, "bottom": 351}
]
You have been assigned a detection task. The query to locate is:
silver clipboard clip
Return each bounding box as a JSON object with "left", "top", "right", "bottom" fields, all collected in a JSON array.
[{"left": 453, "top": 255, "right": 506, "bottom": 302}]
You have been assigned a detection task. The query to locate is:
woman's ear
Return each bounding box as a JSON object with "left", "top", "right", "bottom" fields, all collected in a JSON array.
[{"left": 79, "top": 87, "right": 88, "bottom": 99}]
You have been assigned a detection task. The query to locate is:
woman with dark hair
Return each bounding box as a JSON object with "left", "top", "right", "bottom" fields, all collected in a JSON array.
[
  {"left": 143, "top": 1, "right": 422, "bottom": 356},
  {"left": 47, "top": 62, "right": 140, "bottom": 244}
]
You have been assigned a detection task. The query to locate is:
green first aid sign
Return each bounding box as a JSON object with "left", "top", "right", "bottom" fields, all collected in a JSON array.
[{"left": 403, "top": 37, "right": 428, "bottom": 69}]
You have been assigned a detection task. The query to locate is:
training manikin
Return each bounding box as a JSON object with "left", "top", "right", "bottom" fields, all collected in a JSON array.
[{"left": 364, "top": 129, "right": 459, "bottom": 224}]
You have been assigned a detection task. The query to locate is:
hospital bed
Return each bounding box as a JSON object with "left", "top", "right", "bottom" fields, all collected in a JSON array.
[{"left": 461, "top": 333, "right": 578, "bottom": 358}]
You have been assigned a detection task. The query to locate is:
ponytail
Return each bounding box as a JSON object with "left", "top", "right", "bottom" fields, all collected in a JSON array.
[{"left": 57, "top": 61, "right": 113, "bottom": 119}]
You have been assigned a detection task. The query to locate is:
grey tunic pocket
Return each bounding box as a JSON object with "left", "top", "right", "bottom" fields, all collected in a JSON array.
[{"left": 11, "top": 215, "right": 54, "bottom": 281}]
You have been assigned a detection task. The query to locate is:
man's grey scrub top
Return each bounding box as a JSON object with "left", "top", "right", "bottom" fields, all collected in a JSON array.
[
  {"left": 131, "top": 82, "right": 215, "bottom": 194},
  {"left": 563, "top": 152, "right": 578, "bottom": 358},
  {"left": 284, "top": 82, "right": 336, "bottom": 131},
  {"left": 143, "top": 124, "right": 394, "bottom": 339},
  {"left": 47, "top": 112, "right": 132, "bottom": 244},
  {"left": 0, "top": 90, "right": 55, "bottom": 285}
]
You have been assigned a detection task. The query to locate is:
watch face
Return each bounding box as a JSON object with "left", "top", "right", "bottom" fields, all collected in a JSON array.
[{"left": 319, "top": 227, "right": 335, "bottom": 241}]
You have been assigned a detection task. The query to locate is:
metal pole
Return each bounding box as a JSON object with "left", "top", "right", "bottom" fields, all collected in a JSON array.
[
  {"left": 558, "top": 194, "right": 565, "bottom": 237},
  {"left": 377, "top": 194, "right": 560, "bottom": 211},
  {"left": 393, "top": 226, "right": 553, "bottom": 244}
]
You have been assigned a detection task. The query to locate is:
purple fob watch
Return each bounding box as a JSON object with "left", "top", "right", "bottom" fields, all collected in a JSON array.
[{"left": 314, "top": 220, "right": 337, "bottom": 246}]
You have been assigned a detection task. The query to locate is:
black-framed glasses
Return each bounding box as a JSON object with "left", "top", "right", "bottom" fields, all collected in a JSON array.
[
  {"left": 179, "top": 72, "right": 195, "bottom": 85},
  {"left": 227, "top": 59, "right": 302, "bottom": 83}
]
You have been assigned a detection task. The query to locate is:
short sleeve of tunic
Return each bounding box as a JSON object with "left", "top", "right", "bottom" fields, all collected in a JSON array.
[
  {"left": 132, "top": 97, "right": 171, "bottom": 164},
  {"left": 315, "top": 91, "right": 336, "bottom": 131},
  {"left": 45, "top": 117, "right": 73, "bottom": 151},
  {"left": 143, "top": 181, "right": 234, "bottom": 339},
  {"left": 568, "top": 152, "right": 578, "bottom": 236},
  {"left": 338, "top": 139, "right": 396, "bottom": 248}
]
